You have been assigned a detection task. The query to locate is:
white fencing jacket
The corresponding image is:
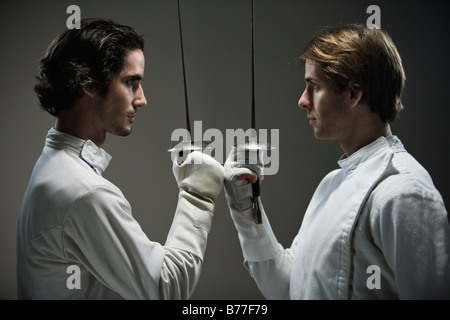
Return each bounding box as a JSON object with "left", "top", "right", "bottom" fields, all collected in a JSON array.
[
  {"left": 230, "top": 136, "right": 450, "bottom": 299},
  {"left": 17, "top": 128, "right": 215, "bottom": 299}
]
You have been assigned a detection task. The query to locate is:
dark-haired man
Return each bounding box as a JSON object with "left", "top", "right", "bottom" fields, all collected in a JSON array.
[
  {"left": 224, "top": 24, "right": 450, "bottom": 299},
  {"left": 17, "top": 18, "right": 224, "bottom": 299}
]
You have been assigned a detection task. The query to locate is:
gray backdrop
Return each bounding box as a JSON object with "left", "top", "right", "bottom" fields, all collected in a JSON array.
[{"left": 1, "top": 0, "right": 448, "bottom": 299}]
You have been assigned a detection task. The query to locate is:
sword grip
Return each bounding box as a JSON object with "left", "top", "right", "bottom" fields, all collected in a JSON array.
[{"left": 252, "top": 180, "right": 262, "bottom": 224}]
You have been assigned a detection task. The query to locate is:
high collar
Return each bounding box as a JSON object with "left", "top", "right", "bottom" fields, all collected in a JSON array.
[
  {"left": 45, "top": 127, "right": 112, "bottom": 175},
  {"left": 338, "top": 135, "right": 404, "bottom": 171}
]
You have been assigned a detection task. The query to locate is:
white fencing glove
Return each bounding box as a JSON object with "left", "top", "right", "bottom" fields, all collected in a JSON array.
[
  {"left": 223, "top": 147, "right": 263, "bottom": 211},
  {"left": 172, "top": 151, "right": 224, "bottom": 204},
  {"left": 224, "top": 148, "right": 280, "bottom": 262},
  {"left": 165, "top": 151, "right": 225, "bottom": 259}
]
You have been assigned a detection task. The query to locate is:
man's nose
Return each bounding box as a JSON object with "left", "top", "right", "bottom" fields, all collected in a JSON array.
[
  {"left": 298, "top": 89, "right": 310, "bottom": 110},
  {"left": 134, "top": 85, "right": 147, "bottom": 108}
]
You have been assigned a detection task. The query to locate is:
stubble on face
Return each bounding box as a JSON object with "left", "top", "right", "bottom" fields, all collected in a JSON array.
[
  {"left": 303, "top": 62, "right": 352, "bottom": 141},
  {"left": 95, "top": 50, "right": 146, "bottom": 138},
  {"left": 96, "top": 97, "right": 134, "bottom": 137}
]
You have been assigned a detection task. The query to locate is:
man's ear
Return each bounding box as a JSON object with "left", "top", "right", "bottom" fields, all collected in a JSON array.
[
  {"left": 82, "top": 86, "right": 98, "bottom": 98},
  {"left": 348, "top": 86, "right": 363, "bottom": 107}
]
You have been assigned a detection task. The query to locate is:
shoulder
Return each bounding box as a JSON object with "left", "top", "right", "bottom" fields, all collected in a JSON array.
[
  {"left": 378, "top": 151, "right": 441, "bottom": 199},
  {"left": 379, "top": 136, "right": 438, "bottom": 194},
  {"left": 315, "top": 168, "right": 344, "bottom": 192},
  {"left": 321, "top": 168, "right": 343, "bottom": 184},
  {"left": 369, "top": 150, "right": 447, "bottom": 221},
  {"left": 34, "top": 145, "right": 126, "bottom": 217},
  {"left": 68, "top": 184, "right": 130, "bottom": 216},
  {"left": 364, "top": 151, "right": 449, "bottom": 253},
  {"left": 62, "top": 184, "right": 133, "bottom": 240},
  {"left": 48, "top": 145, "right": 120, "bottom": 195}
]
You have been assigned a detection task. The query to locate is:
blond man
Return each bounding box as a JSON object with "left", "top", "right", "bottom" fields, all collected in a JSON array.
[{"left": 224, "top": 24, "right": 449, "bottom": 299}]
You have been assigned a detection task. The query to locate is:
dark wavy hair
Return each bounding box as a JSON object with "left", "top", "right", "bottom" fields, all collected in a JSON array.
[
  {"left": 299, "top": 24, "right": 406, "bottom": 123},
  {"left": 34, "top": 18, "right": 144, "bottom": 116}
]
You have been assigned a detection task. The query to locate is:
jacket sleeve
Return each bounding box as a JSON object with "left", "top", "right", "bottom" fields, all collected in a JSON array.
[
  {"left": 372, "top": 187, "right": 450, "bottom": 299},
  {"left": 62, "top": 185, "right": 211, "bottom": 300},
  {"left": 229, "top": 203, "right": 294, "bottom": 299}
]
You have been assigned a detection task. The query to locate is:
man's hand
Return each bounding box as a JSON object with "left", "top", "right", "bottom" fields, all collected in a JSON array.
[
  {"left": 173, "top": 151, "right": 225, "bottom": 204},
  {"left": 223, "top": 148, "right": 263, "bottom": 211}
]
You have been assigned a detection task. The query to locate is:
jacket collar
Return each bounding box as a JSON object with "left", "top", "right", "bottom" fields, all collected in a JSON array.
[
  {"left": 338, "top": 135, "right": 404, "bottom": 171},
  {"left": 45, "top": 127, "right": 112, "bottom": 175}
]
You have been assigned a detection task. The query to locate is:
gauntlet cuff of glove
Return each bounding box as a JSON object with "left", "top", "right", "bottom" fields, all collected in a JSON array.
[
  {"left": 165, "top": 191, "right": 214, "bottom": 260},
  {"left": 229, "top": 203, "right": 281, "bottom": 262}
]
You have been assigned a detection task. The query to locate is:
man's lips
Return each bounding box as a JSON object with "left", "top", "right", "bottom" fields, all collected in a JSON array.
[{"left": 308, "top": 116, "right": 317, "bottom": 125}]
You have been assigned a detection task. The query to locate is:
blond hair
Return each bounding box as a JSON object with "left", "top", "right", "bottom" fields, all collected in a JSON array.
[{"left": 299, "top": 24, "right": 406, "bottom": 123}]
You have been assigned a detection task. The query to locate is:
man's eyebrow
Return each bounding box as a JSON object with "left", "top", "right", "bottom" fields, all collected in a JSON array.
[
  {"left": 125, "top": 74, "right": 143, "bottom": 81},
  {"left": 304, "top": 77, "right": 317, "bottom": 83}
]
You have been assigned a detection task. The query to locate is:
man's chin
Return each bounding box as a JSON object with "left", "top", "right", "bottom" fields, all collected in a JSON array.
[
  {"left": 313, "top": 131, "right": 333, "bottom": 140},
  {"left": 110, "top": 127, "right": 132, "bottom": 137}
]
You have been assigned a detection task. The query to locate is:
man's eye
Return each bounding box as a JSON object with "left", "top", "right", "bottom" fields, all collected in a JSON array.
[{"left": 306, "top": 82, "right": 318, "bottom": 91}]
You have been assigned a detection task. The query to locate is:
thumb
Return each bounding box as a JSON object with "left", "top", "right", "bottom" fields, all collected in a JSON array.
[{"left": 237, "top": 173, "right": 258, "bottom": 184}]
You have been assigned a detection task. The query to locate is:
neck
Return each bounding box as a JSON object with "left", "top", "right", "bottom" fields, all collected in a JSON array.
[
  {"left": 340, "top": 118, "right": 392, "bottom": 158},
  {"left": 55, "top": 100, "right": 106, "bottom": 147}
]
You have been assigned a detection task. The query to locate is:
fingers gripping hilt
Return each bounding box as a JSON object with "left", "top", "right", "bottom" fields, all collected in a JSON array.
[{"left": 252, "top": 180, "right": 262, "bottom": 224}]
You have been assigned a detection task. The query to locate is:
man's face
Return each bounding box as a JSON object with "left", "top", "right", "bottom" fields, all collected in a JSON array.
[
  {"left": 95, "top": 49, "right": 147, "bottom": 137},
  {"left": 298, "top": 61, "right": 352, "bottom": 141}
]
